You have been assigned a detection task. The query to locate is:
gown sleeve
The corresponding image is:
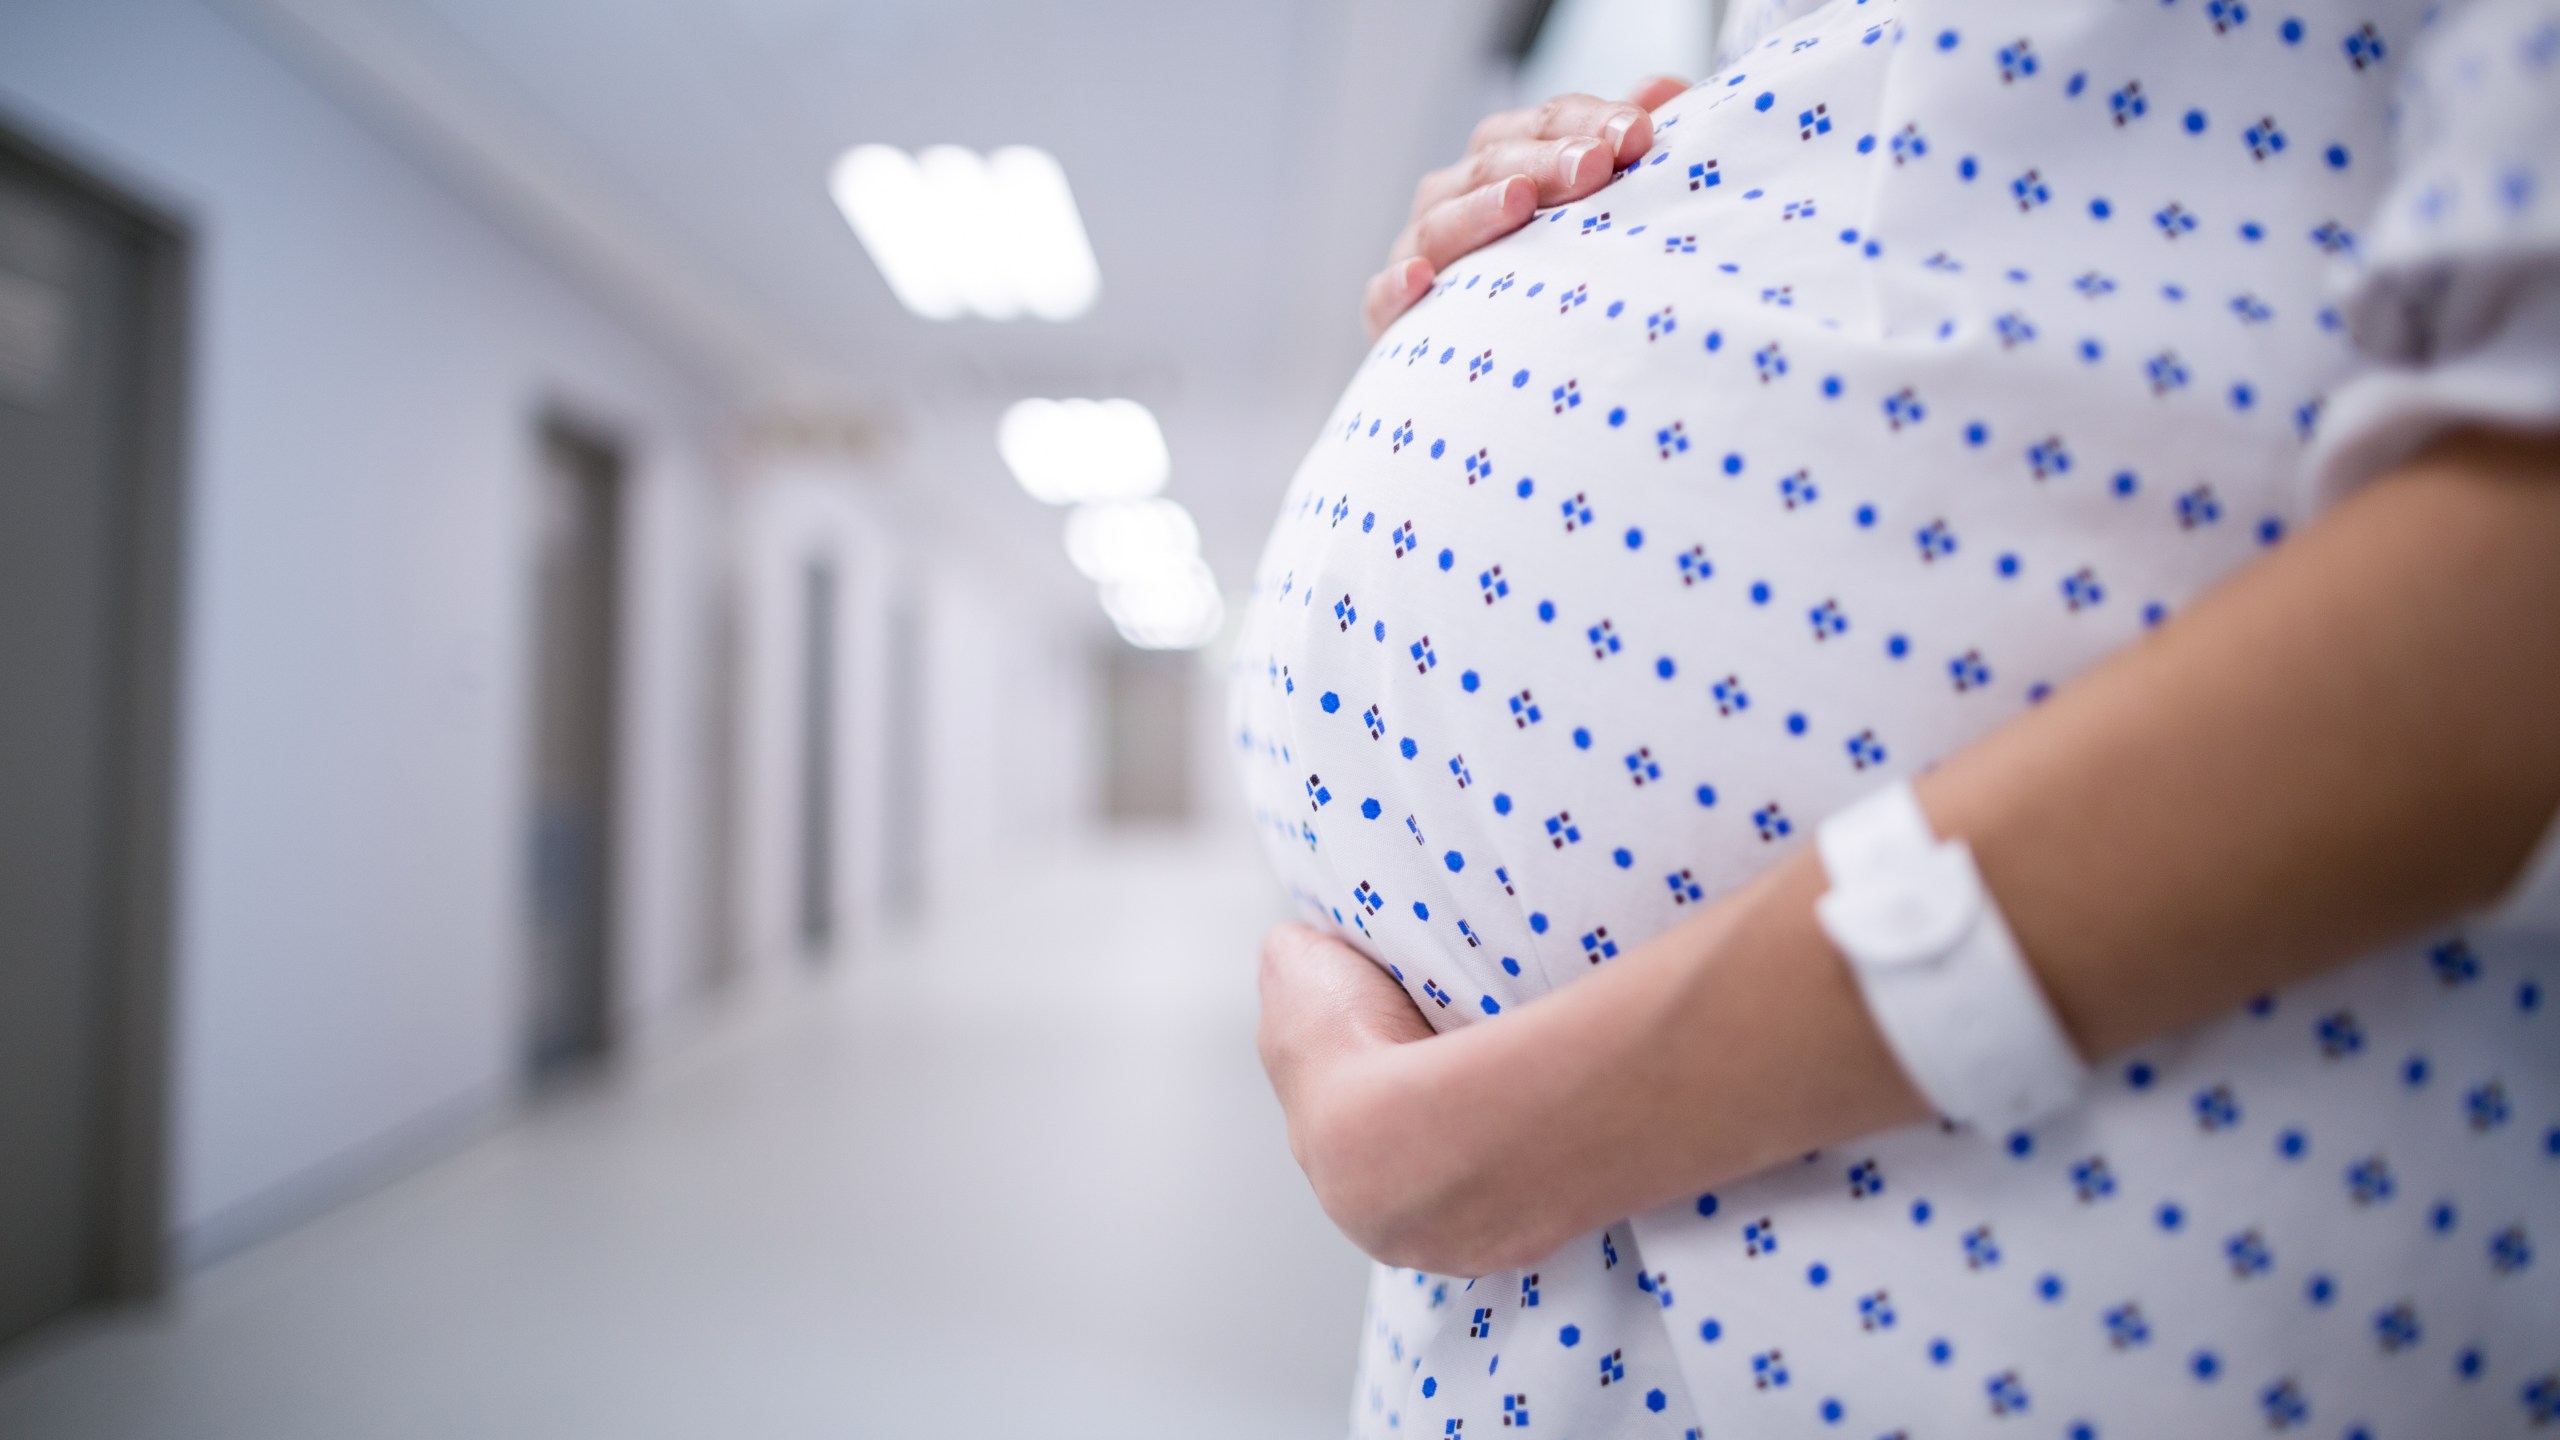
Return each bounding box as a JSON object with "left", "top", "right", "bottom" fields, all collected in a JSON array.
[
  {"left": 2301, "top": 1, "right": 2560, "bottom": 932},
  {"left": 2304, "top": 0, "right": 2560, "bottom": 505},
  {"left": 1712, "top": 0, "right": 1837, "bottom": 69}
]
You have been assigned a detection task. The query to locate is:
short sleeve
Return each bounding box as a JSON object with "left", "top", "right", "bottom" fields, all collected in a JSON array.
[
  {"left": 2303, "top": 0, "right": 2560, "bottom": 505},
  {"left": 1714, "top": 0, "right": 1835, "bottom": 69}
]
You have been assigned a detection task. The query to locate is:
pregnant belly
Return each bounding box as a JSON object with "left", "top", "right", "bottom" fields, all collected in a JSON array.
[
  {"left": 1227, "top": 19, "right": 2365, "bottom": 1030},
  {"left": 1230, "top": 334, "right": 2305, "bottom": 1029}
]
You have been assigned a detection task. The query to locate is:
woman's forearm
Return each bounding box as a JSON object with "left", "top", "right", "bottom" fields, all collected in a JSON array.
[
  {"left": 1934, "top": 427, "right": 2560, "bottom": 1055},
  {"left": 1314, "top": 428, "right": 2560, "bottom": 1276}
]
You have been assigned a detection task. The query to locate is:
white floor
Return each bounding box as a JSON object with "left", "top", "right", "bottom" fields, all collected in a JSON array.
[{"left": 0, "top": 834, "right": 1371, "bottom": 1439}]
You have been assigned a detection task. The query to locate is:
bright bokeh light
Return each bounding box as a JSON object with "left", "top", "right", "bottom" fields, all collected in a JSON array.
[
  {"left": 1100, "top": 556, "right": 1225, "bottom": 650},
  {"left": 986, "top": 147, "right": 1102, "bottom": 321},
  {"left": 998, "top": 397, "right": 1169, "bottom": 505},
  {"left": 827, "top": 144, "right": 1101, "bottom": 321},
  {"left": 1063, "top": 499, "right": 1220, "bottom": 650},
  {"left": 1063, "top": 497, "right": 1199, "bottom": 584}
]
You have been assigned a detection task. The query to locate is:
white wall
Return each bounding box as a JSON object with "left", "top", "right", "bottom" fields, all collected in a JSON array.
[
  {"left": 726, "top": 460, "right": 893, "bottom": 976},
  {"left": 0, "top": 0, "right": 726, "bottom": 1261},
  {"left": 727, "top": 458, "right": 1099, "bottom": 971},
  {"left": 914, "top": 569, "right": 1095, "bottom": 913}
]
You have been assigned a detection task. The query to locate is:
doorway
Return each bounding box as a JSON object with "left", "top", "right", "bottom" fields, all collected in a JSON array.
[
  {"left": 525, "top": 418, "right": 623, "bottom": 1077},
  {"left": 878, "top": 595, "right": 924, "bottom": 927},
  {"left": 797, "top": 557, "right": 838, "bottom": 956},
  {"left": 1101, "top": 644, "right": 1194, "bottom": 824},
  {"left": 0, "top": 123, "right": 186, "bottom": 1345}
]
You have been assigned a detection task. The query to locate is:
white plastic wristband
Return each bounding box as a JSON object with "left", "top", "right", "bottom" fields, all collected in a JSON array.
[{"left": 1813, "top": 781, "right": 2090, "bottom": 1132}]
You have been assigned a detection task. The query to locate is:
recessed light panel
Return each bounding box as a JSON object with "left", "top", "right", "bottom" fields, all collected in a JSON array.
[
  {"left": 998, "top": 398, "right": 1168, "bottom": 505},
  {"left": 1060, "top": 498, "right": 1221, "bottom": 649},
  {"left": 1100, "top": 557, "right": 1224, "bottom": 650},
  {"left": 1063, "top": 497, "right": 1198, "bottom": 583},
  {"left": 828, "top": 144, "right": 1100, "bottom": 321}
]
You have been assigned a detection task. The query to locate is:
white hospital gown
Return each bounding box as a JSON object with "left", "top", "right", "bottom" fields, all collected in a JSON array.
[{"left": 1228, "top": 1, "right": 2560, "bottom": 1435}]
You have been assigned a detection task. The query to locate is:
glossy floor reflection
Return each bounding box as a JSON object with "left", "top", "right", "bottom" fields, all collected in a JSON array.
[{"left": 0, "top": 833, "right": 1367, "bottom": 1439}]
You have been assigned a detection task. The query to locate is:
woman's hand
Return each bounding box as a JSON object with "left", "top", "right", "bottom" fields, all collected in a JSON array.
[
  {"left": 1255, "top": 924, "right": 1433, "bottom": 1107},
  {"left": 1362, "top": 76, "right": 1691, "bottom": 341},
  {"left": 1255, "top": 924, "right": 1440, "bottom": 1255},
  {"left": 1257, "top": 868, "right": 1917, "bottom": 1279},
  {"left": 1253, "top": 430, "right": 2560, "bottom": 1280}
]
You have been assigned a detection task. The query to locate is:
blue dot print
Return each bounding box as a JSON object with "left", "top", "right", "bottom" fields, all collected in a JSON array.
[{"left": 1232, "top": 6, "right": 2560, "bottom": 1431}]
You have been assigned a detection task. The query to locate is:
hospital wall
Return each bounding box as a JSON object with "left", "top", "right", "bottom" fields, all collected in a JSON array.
[{"left": 0, "top": 0, "right": 1102, "bottom": 1268}]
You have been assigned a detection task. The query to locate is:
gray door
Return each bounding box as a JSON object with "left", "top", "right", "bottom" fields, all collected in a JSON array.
[
  {"left": 1102, "top": 646, "right": 1194, "bottom": 824},
  {"left": 0, "top": 149, "right": 151, "bottom": 1343},
  {"left": 525, "top": 421, "right": 621, "bottom": 1076},
  {"left": 879, "top": 597, "right": 923, "bottom": 927},
  {"left": 797, "top": 558, "right": 837, "bottom": 956}
]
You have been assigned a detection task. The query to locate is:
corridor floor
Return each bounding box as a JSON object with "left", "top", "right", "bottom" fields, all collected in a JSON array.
[{"left": 0, "top": 833, "right": 1370, "bottom": 1439}]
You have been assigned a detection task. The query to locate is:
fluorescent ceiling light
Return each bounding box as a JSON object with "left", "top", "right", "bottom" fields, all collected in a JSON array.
[
  {"left": 1101, "top": 556, "right": 1225, "bottom": 650},
  {"left": 1063, "top": 497, "right": 1199, "bottom": 584},
  {"left": 828, "top": 144, "right": 1101, "bottom": 321},
  {"left": 1062, "top": 497, "right": 1220, "bottom": 649},
  {"left": 999, "top": 397, "right": 1169, "bottom": 505}
]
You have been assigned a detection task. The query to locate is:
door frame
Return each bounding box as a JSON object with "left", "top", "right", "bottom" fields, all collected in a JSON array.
[
  {"left": 524, "top": 407, "right": 628, "bottom": 1074},
  {"left": 0, "top": 113, "right": 190, "bottom": 1303}
]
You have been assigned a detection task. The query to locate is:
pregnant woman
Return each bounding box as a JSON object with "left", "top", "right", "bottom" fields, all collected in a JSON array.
[{"left": 1233, "top": 1, "right": 2560, "bottom": 1435}]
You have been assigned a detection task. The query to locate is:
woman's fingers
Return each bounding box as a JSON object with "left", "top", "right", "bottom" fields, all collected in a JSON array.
[
  {"left": 1363, "top": 175, "right": 1534, "bottom": 339},
  {"left": 1469, "top": 91, "right": 1650, "bottom": 157},
  {"left": 1409, "top": 135, "right": 1616, "bottom": 218},
  {"left": 1404, "top": 175, "right": 1537, "bottom": 273},
  {"left": 1360, "top": 257, "right": 1435, "bottom": 341},
  {"left": 1365, "top": 78, "right": 1692, "bottom": 339},
  {"left": 1256, "top": 923, "right": 1433, "bottom": 1065},
  {"left": 1623, "top": 72, "right": 1692, "bottom": 114},
  {"left": 1467, "top": 79, "right": 1691, "bottom": 169}
]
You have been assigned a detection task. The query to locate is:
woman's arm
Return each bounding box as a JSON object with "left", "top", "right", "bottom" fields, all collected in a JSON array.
[{"left": 1258, "top": 426, "right": 2560, "bottom": 1277}]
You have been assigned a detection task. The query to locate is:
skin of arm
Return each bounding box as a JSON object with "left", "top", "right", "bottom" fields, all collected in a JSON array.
[{"left": 1256, "top": 427, "right": 2560, "bottom": 1278}]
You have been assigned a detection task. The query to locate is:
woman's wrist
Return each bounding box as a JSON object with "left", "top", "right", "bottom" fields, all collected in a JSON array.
[
  {"left": 1348, "top": 856, "right": 1923, "bottom": 1275},
  {"left": 1275, "top": 422, "right": 2560, "bottom": 1271},
  {"left": 1647, "top": 854, "right": 1927, "bottom": 1183}
]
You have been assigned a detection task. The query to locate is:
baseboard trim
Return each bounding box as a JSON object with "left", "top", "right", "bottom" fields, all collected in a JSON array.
[{"left": 171, "top": 1085, "right": 515, "bottom": 1273}]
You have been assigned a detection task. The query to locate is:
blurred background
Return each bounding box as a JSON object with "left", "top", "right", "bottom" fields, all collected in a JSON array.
[{"left": 0, "top": 1, "right": 1713, "bottom": 1434}]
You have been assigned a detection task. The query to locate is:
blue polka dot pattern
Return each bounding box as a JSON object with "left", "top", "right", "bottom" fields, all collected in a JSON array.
[{"left": 1244, "top": 3, "right": 2560, "bottom": 1436}]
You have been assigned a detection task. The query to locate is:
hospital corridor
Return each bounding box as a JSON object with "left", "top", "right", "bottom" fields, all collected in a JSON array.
[
  {"left": 0, "top": 0, "right": 1673, "bottom": 1432},
  {"left": 0, "top": 836, "right": 1363, "bottom": 1438},
  {"left": 12, "top": 0, "right": 2556, "bottom": 1435}
]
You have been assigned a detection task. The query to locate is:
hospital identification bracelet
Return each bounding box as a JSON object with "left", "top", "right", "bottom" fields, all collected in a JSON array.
[{"left": 1813, "top": 781, "right": 2090, "bottom": 1132}]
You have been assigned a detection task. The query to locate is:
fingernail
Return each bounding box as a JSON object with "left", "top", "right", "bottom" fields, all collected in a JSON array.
[
  {"left": 1559, "top": 137, "right": 1602, "bottom": 184},
  {"left": 1604, "top": 112, "right": 1636, "bottom": 152}
]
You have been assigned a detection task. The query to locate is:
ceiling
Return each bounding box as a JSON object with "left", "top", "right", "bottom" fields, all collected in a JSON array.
[{"left": 228, "top": 0, "right": 1535, "bottom": 607}]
